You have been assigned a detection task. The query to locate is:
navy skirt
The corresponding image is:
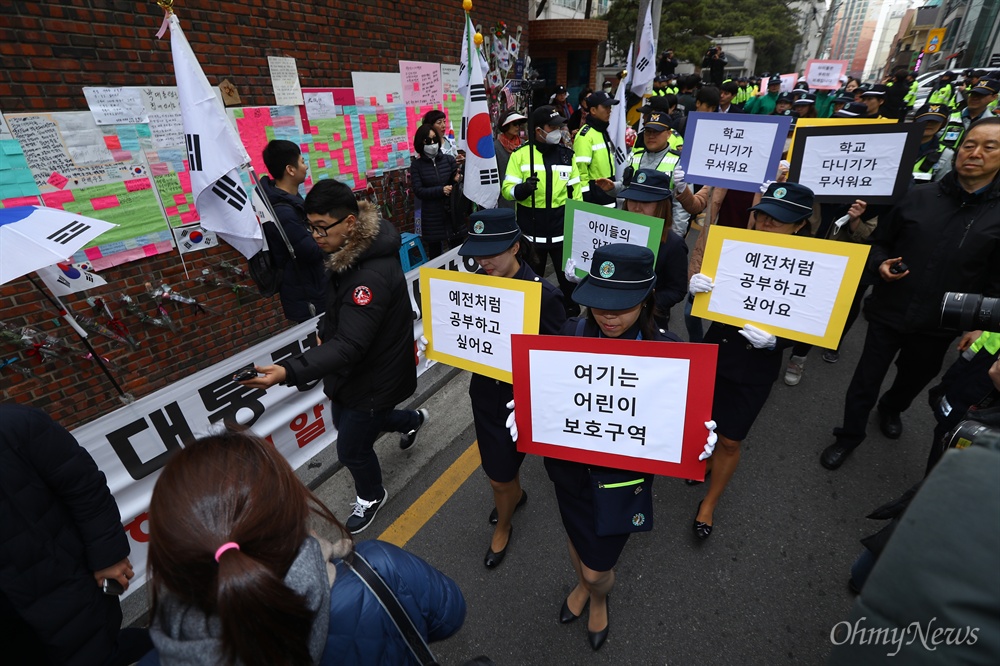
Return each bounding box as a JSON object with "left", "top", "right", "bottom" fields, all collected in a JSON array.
[{"left": 469, "top": 374, "right": 525, "bottom": 483}]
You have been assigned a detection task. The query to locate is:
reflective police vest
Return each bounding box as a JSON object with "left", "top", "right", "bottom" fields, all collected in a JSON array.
[
  {"left": 912, "top": 143, "right": 952, "bottom": 183},
  {"left": 627, "top": 145, "right": 682, "bottom": 185},
  {"left": 664, "top": 85, "right": 679, "bottom": 96},
  {"left": 904, "top": 80, "right": 918, "bottom": 107},
  {"left": 929, "top": 82, "right": 955, "bottom": 107},
  {"left": 501, "top": 143, "right": 582, "bottom": 235},
  {"left": 573, "top": 124, "right": 617, "bottom": 196},
  {"left": 942, "top": 108, "right": 998, "bottom": 149}
]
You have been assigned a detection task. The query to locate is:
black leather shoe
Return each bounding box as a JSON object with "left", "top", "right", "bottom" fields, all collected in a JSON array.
[
  {"left": 878, "top": 406, "right": 902, "bottom": 439},
  {"left": 693, "top": 501, "right": 713, "bottom": 540},
  {"left": 488, "top": 490, "right": 528, "bottom": 525},
  {"left": 559, "top": 596, "right": 589, "bottom": 624},
  {"left": 484, "top": 526, "right": 512, "bottom": 569},
  {"left": 821, "top": 442, "right": 855, "bottom": 470},
  {"left": 587, "top": 597, "right": 609, "bottom": 651}
]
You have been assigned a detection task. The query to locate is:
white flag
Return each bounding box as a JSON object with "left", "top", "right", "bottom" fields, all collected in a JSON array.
[
  {"left": 631, "top": 4, "right": 656, "bottom": 97},
  {"left": 38, "top": 262, "right": 107, "bottom": 297},
  {"left": 458, "top": 13, "right": 490, "bottom": 98},
  {"left": 460, "top": 50, "right": 500, "bottom": 209},
  {"left": 608, "top": 44, "right": 633, "bottom": 183},
  {"left": 169, "top": 14, "right": 262, "bottom": 259}
]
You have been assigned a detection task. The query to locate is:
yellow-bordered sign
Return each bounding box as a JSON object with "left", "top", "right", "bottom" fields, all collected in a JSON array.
[
  {"left": 419, "top": 267, "right": 541, "bottom": 382},
  {"left": 691, "top": 226, "right": 870, "bottom": 349}
]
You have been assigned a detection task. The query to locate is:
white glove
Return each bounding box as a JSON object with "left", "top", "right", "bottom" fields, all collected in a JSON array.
[
  {"left": 832, "top": 214, "right": 850, "bottom": 232},
  {"left": 673, "top": 167, "right": 687, "bottom": 195},
  {"left": 738, "top": 324, "right": 777, "bottom": 349},
  {"left": 505, "top": 400, "right": 518, "bottom": 442},
  {"left": 416, "top": 335, "right": 429, "bottom": 353},
  {"left": 689, "top": 273, "right": 715, "bottom": 295},
  {"left": 777, "top": 160, "right": 790, "bottom": 177},
  {"left": 759, "top": 179, "right": 775, "bottom": 194},
  {"left": 564, "top": 258, "right": 582, "bottom": 284},
  {"left": 699, "top": 420, "right": 718, "bottom": 461}
]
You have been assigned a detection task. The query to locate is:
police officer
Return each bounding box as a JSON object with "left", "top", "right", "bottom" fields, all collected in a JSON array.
[
  {"left": 911, "top": 104, "right": 954, "bottom": 184},
  {"left": 502, "top": 105, "right": 583, "bottom": 315},
  {"left": 573, "top": 90, "right": 621, "bottom": 207},
  {"left": 861, "top": 84, "right": 887, "bottom": 118},
  {"left": 928, "top": 70, "right": 957, "bottom": 107},
  {"left": 941, "top": 79, "right": 999, "bottom": 150}
]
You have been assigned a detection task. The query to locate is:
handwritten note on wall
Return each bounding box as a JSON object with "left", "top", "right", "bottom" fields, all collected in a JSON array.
[
  {"left": 83, "top": 87, "right": 150, "bottom": 125},
  {"left": 268, "top": 56, "right": 304, "bottom": 106},
  {"left": 400, "top": 61, "right": 443, "bottom": 107}
]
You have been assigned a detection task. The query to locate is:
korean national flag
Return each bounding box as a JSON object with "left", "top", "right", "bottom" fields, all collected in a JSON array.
[
  {"left": 460, "top": 42, "right": 501, "bottom": 209},
  {"left": 38, "top": 262, "right": 108, "bottom": 297},
  {"left": 631, "top": 3, "right": 656, "bottom": 97},
  {"left": 169, "top": 14, "right": 262, "bottom": 259}
]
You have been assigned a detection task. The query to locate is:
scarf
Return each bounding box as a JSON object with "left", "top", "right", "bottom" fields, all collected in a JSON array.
[{"left": 498, "top": 132, "right": 521, "bottom": 154}]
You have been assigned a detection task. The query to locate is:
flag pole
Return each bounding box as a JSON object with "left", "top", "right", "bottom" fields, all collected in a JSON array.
[{"left": 26, "top": 274, "right": 131, "bottom": 402}]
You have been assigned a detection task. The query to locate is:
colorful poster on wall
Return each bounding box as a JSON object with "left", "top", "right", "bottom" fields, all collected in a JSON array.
[
  {"left": 299, "top": 87, "right": 369, "bottom": 190},
  {"left": 228, "top": 105, "right": 306, "bottom": 189}
]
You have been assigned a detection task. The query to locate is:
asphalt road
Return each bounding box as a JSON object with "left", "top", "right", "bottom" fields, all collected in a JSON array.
[{"left": 341, "top": 297, "right": 954, "bottom": 666}]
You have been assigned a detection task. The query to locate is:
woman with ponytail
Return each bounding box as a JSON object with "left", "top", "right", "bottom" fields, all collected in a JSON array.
[{"left": 140, "top": 427, "right": 465, "bottom": 666}]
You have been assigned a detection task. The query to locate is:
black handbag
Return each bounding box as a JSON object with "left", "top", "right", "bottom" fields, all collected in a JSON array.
[{"left": 590, "top": 469, "right": 654, "bottom": 536}]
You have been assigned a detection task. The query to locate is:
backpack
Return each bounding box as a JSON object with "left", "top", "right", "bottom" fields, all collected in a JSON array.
[{"left": 248, "top": 173, "right": 296, "bottom": 297}]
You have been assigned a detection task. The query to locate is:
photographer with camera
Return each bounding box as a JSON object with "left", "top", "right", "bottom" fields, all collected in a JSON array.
[{"left": 821, "top": 117, "right": 1000, "bottom": 471}]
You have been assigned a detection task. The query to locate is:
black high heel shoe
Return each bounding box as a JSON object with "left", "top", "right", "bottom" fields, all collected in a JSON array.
[
  {"left": 484, "top": 525, "right": 512, "bottom": 569},
  {"left": 489, "top": 490, "right": 528, "bottom": 525},
  {"left": 693, "top": 501, "right": 713, "bottom": 540},
  {"left": 685, "top": 470, "right": 712, "bottom": 486},
  {"left": 587, "top": 596, "right": 609, "bottom": 651},
  {"left": 558, "top": 595, "right": 589, "bottom": 623}
]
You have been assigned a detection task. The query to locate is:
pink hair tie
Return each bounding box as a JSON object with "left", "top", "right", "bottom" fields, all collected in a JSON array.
[{"left": 214, "top": 542, "right": 240, "bottom": 562}]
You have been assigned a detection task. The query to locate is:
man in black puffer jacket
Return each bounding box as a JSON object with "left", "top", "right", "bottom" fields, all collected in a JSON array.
[
  {"left": 244, "top": 180, "right": 426, "bottom": 535},
  {"left": 261, "top": 139, "right": 328, "bottom": 322},
  {"left": 0, "top": 403, "right": 150, "bottom": 665},
  {"left": 822, "top": 118, "right": 1000, "bottom": 470}
]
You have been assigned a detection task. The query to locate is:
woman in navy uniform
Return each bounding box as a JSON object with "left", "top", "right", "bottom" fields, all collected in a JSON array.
[
  {"left": 460, "top": 208, "right": 566, "bottom": 569},
  {"left": 687, "top": 182, "right": 816, "bottom": 538},
  {"left": 537, "top": 244, "right": 717, "bottom": 650}
]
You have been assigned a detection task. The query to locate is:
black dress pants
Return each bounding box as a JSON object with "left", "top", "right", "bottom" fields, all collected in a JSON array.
[{"left": 833, "top": 319, "right": 953, "bottom": 448}]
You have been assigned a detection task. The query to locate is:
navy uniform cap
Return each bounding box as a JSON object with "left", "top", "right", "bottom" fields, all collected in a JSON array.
[
  {"left": 572, "top": 244, "right": 656, "bottom": 310},
  {"left": 645, "top": 111, "right": 671, "bottom": 131},
  {"left": 586, "top": 91, "right": 620, "bottom": 108},
  {"left": 459, "top": 208, "right": 521, "bottom": 257},
  {"left": 971, "top": 79, "right": 1000, "bottom": 96},
  {"left": 914, "top": 104, "right": 951, "bottom": 123},
  {"left": 748, "top": 182, "right": 815, "bottom": 224},
  {"left": 862, "top": 84, "right": 888, "bottom": 97},
  {"left": 776, "top": 92, "right": 794, "bottom": 103},
  {"left": 768, "top": 76, "right": 782, "bottom": 86},
  {"left": 531, "top": 105, "right": 567, "bottom": 128},
  {"left": 620, "top": 169, "right": 672, "bottom": 202},
  {"left": 834, "top": 101, "right": 868, "bottom": 117}
]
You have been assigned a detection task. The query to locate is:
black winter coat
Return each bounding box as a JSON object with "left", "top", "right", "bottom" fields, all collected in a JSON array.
[
  {"left": 0, "top": 403, "right": 130, "bottom": 665},
  {"left": 279, "top": 203, "right": 417, "bottom": 410},
  {"left": 864, "top": 171, "right": 1000, "bottom": 336},
  {"left": 410, "top": 153, "right": 458, "bottom": 242},
  {"left": 259, "top": 176, "right": 328, "bottom": 322}
]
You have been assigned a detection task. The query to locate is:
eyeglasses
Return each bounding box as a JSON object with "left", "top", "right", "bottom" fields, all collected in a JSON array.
[{"left": 308, "top": 215, "right": 350, "bottom": 237}]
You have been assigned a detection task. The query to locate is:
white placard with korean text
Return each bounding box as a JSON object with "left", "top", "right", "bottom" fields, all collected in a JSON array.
[
  {"left": 788, "top": 123, "right": 922, "bottom": 203},
  {"left": 529, "top": 350, "right": 689, "bottom": 463},
  {"left": 563, "top": 200, "right": 662, "bottom": 279},
  {"left": 83, "top": 87, "right": 150, "bottom": 125},
  {"left": 691, "top": 226, "right": 870, "bottom": 348},
  {"left": 678, "top": 113, "right": 792, "bottom": 192},
  {"left": 805, "top": 60, "right": 849, "bottom": 90},
  {"left": 420, "top": 268, "right": 541, "bottom": 383}
]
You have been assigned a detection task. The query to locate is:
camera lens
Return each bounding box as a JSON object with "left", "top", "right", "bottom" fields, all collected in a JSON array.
[{"left": 940, "top": 292, "right": 1000, "bottom": 331}]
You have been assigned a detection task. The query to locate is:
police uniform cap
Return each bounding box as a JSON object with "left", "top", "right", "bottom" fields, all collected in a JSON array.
[
  {"left": 586, "top": 91, "right": 620, "bottom": 108},
  {"left": 970, "top": 79, "right": 1000, "bottom": 96},
  {"left": 644, "top": 111, "right": 671, "bottom": 131},
  {"left": 532, "top": 105, "right": 567, "bottom": 128},
  {"left": 620, "top": 169, "right": 672, "bottom": 202},
  {"left": 834, "top": 102, "right": 869, "bottom": 117},
  {"left": 862, "top": 84, "right": 888, "bottom": 97},
  {"left": 749, "top": 182, "right": 815, "bottom": 224},
  {"left": 914, "top": 104, "right": 951, "bottom": 123},
  {"left": 572, "top": 244, "right": 656, "bottom": 311},
  {"left": 639, "top": 96, "right": 672, "bottom": 113},
  {"left": 792, "top": 92, "right": 817, "bottom": 105},
  {"left": 776, "top": 92, "right": 794, "bottom": 103},
  {"left": 459, "top": 208, "right": 521, "bottom": 257}
]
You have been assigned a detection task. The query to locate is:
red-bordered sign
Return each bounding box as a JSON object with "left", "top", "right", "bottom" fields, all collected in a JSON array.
[{"left": 512, "top": 333, "right": 718, "bottom": 480}]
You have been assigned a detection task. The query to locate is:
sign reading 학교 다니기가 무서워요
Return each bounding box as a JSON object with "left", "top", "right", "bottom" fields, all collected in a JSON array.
[{"left": 677, "top": 113, "right": 792, "bottom": 192}]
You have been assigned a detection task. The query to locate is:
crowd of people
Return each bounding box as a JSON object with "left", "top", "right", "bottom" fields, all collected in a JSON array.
[{"left": 3, "top": 47, "right": 999, "bottom": 665}]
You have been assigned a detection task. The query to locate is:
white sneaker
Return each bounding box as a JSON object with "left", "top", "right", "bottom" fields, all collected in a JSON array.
[
  {"left": 345, "top": 488, "right": 388, "bottom": 534},
  {"left": 784, "top": 355, "right": 807, "bottom": 386}
]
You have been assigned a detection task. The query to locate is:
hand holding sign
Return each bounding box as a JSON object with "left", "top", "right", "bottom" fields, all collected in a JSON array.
[
  {"left": 738, "top": 324, "right": 777, "bottom": 350},
  {"left": 700, "top": 420, "right": 718, "bottom": 461},
  {"left": 505, "top": 399, "right": 518, "bottom": 441},
  {"left": 689, "top": 273, "right": 715, "bottom": 295}
]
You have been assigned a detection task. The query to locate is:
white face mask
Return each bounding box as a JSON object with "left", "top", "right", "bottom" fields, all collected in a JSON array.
[
  {"left": 423, "top": 143, "right": 440, "bottom": 158},
  {"left": 544, "top": 129, "right": 563, "bottom": 145}
]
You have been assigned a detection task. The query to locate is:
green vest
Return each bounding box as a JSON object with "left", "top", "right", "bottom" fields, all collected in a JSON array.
[{"left": 929, "top": 82, "right": 954, "bottom": 106}]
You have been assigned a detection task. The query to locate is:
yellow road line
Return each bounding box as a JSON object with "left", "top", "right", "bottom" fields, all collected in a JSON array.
[{"left": 378, "top": 441, "right": 481, "bottom": 547}]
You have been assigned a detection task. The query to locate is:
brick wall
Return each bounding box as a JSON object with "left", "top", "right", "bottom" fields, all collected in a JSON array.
[{"left": 0, "top": 0, "right": 527, "bottom": 427}]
